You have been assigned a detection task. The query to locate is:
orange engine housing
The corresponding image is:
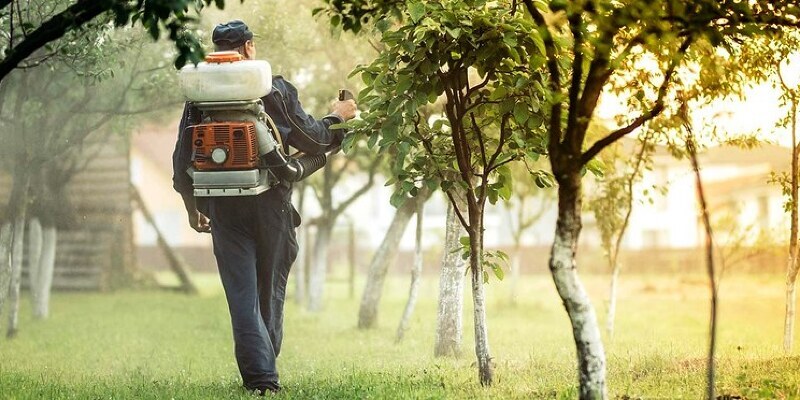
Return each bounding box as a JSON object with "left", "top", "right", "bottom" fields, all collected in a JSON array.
[{"left": 191, "top": 122, "right": 259, "bottom": 170}]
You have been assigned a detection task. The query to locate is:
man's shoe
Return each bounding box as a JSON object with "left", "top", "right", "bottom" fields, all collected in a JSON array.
[{"left": 245, "top": 382, "right": 281, "bottom": 396}]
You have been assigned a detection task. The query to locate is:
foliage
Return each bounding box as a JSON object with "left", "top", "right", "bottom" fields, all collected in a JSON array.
[
  {"left": 0, "top": 0, "right": 232, "bottom": 83},
  {"left": 345, "top": 0, "right": 547, "bottom": 212}
]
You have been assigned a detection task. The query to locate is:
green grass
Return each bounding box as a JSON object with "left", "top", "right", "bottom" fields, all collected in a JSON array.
[{"left": 0, "top": 272, "right": 798, "bottom": 399}]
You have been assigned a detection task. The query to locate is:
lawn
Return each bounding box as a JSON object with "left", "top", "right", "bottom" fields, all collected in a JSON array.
[{"left": 0, "top": 271, "right": 798, "bottom": 399}]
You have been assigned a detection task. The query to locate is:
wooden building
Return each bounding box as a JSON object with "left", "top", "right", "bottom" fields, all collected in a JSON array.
[{"left": 0, "top": 134, "right": 135, "bottom": 291}]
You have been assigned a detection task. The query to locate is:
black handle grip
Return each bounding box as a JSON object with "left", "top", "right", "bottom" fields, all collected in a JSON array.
[{"left": 339, "top": 89, "right": 354, "bottom": 101}]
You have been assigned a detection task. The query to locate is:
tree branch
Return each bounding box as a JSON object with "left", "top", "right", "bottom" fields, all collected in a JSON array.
[
  {"left": 0, "top": 0, "right": 112, "bottom": 82},
  {"left": 330, "top": 156, "right": 380, "bottom": 221},
  {"left": 522, "top": 0, "right": 562, "bottom": 155},
  {"left": 565, "top": 9, "right": 584, "bottom": 153},
  {"left": 580, "top": 36, "right": 693, "bottom": 165}
]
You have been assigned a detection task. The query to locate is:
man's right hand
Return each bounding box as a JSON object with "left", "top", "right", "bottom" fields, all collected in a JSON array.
[
  {"left": 188, "top": 210, "right": 211, "bottom": 233},
  {"left": 331, "top": 99, "right": 357, "bottom": 121}
]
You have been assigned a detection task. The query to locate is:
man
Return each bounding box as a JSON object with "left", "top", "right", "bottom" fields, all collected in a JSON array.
[{"left": 171, "top": 20, "right": 357, "bottom": 395}]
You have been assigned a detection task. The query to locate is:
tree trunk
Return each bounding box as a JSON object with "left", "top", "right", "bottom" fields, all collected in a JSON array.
[
  {"left": 434, "top": 202, "right": 466, "bottom": 357},
  {"left": 348, "top": 220, "right": 356, "bottom": 299},
  {"left": 358, "top": 196, "right": 420, "bottom": 329},
  {"left": 0, "top": 222, "right": 12, "bottom": 318},
  {"left": 294, "top": 185, "right": 307, "bottom": 306},
  {"left": 396, "top": 201, "right": 424, "bottom": 342},
  {"left": 132, "top": 186, "right": 197, "bottom": 294},
  {"left": 33, "top": 225, "right": 56, "bottom": 319},
  {"left": 549, "top": 172, "right": 606, "bottom": 399},
  {"left": 605, "top": 259, "right": 621, "bottom": 338},
  {"left": 467, "top": 206, "right": 492, "bottom": 386},
  {"left": 785, "top": 101, "right": 799, "bottom": 353},
  {"left": 308, "top": 221, "right": 333, "bottom": 312},
  {"left": 785, "top": 278, "right": 797, "bottom": 353},
  {"left": 27, "top": 218, "right": 43, "bottom": 312},
  {"left": 8, "top": 215, "right": 26, "bottom": 338},
  {"left": 294, "top": 223, "right": 308, "bottom": 306}
]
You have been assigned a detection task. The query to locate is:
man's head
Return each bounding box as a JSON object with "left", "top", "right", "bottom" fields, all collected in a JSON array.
[{"left": 212, "top": 20, "right": 256, "bottom": 60}]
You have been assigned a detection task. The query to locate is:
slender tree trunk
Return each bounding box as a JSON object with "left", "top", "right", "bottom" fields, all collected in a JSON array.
[
  {"left": 785, "top": 100, "right": 799, "bottom": 353},
  {"left": 786, "top": 279, "right": 798, "bottom": 352},
  {"left": 27, "top": 218, "right": 43, "bottom": 314},
  {"left": 8, "top": 215, "right": 26, "bottom": 338},
  {"left": 434, "top": 202, "right": 466, "bottom": 357},
  {"left": 357, "top": 195, "right": 422, "bottom": 329},
  {"left": 132, "top": 186, "right": 196, "bottom": 294},
  {"left": 549, "top": 171, "right": 606, "bottom": 399},
  {"left": 348, "top": 220, "right": 356, "bottom": 299},
  {"left": 396, "top": 201, "right": 424, "bottom": 342},
  {"left": 7, "top": 165, "right": 31, "bottom": 339},
  {"left": 467, "top": 206, "right": 492, "bottom": 386},
  {"left": 0, "top": 223, "right": 13, "bottom": 319},
  {"left": 605, "top": 257, "right": 620, "bottom": 338},
  {"left": 308, "top": 221, "right": 333, "bottom": 312},
  {"left": 33, "top": 225, "right": 56, "bottom": 319},
  {"left": 294, "top": 185, "right": 307, "bottom": 306},
  {"left": 686, "top": 134, "right": 717, "bottom": 400}
]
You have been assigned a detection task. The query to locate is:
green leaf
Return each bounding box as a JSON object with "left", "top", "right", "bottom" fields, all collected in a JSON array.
[
  {"left": 409, "top": 2, "right": 426, "bottom": 23},
  {"left": 459, "top": 236, "right": 470, "bottom": 247},
  {"left": 390, "top": 191, "right": 406, "bottom": 208},
  {"left": 492, "top": 264, "right": 504, "bottom": 280},
  {"left": 367, "top": 133, "right": 379, "bottom": 149},
  {"left": 445, "top": 26, "right": 461, "bottom": 38},
  {"left": 396, "top": 75, "right": 412, "bottom": 94},
  {"left": 513, "top": 102, "right": 529, "bottom": 124}
]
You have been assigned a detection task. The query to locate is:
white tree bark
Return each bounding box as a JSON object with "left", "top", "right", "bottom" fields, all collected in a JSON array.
[
  {"left": 308, "top": 223, "right": 332, "bottom": 312},
  {"left": 785, "top": 277, "right": 797, "bottom": 353},
  {"left": 294, "top": 224, "right": 308, "bottom": 306},
  {"left": 34, "top": 226, "right": 56, "bottom": 319},
  {"left": 0, "top": 222, "right": 13, "bottom": 317},
  {"left": 358, "top": 197, "right": 419, "bottom": 329},
  {"left": 605, "top": 262, "right": 621, "bottom": 338},
  {"left": 396, "top": 201, "right": 424, "bottom": 342},
  {"left": 7, "top": 216, "right": 26, "bottom": 338},
  {"left": 468, "top": 218, "right": 492, "bottom": 386},
  {"left": 27, "top": 218, "right": 43, "bottom": 312},
  {"left": 550, "top": 178, "right": 606, "bottom": 399},
  {"left": 434, "top": 202, "right": 466, "bottom": 357}
]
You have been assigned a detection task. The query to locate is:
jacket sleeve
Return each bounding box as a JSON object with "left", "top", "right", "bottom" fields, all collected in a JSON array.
[
  {"left": 271, "top": 78, "right": 345, "bottom": 155},
  {"left": 172, "top": 103, "right": 195, "bottom": 198}
]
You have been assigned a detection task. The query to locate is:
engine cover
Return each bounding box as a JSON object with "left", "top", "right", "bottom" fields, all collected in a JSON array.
[{"left": 192, "top": 122, "right": 259, "bottom": 170}]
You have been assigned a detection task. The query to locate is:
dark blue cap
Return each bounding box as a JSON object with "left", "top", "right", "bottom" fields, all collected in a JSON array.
[{"left": 212, "top": 20, "right": 254, "bottom": 50}]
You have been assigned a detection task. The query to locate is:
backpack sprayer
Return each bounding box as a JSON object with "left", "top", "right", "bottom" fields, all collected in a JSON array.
[{"left": 178, "top": 51, "right": 350, "bottom": 197}]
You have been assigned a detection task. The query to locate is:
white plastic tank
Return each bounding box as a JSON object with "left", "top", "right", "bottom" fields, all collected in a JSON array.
[{"left": 180, "top": 51, "right": 272, "bottom": 102}]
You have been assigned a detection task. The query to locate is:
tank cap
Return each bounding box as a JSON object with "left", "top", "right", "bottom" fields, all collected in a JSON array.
[{"left": 205, "top": 51, "right": 244, "bottom": 63}]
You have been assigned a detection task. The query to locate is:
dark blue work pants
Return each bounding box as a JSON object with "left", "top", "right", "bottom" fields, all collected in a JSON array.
[{"left": 207, "top": 187, "right": 298, "bottom": 390}]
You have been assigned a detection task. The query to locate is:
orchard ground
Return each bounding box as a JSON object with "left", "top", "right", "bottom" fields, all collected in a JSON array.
[{"left": 0, "top": 271, "right": 798, "bottom": 399}]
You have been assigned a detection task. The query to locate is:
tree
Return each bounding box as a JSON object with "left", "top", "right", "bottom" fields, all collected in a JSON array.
[
  {"left": 503, "top": 161, "right": 553, "bottom": 306},
  {"left": 231, "top": 0, "right": 384, "bottom": 312},
  {"left": 0, "top": 27, "right": 180, "bottom": 336},
  {"left": 0, "top": 0, "right": 228, "bottom": 85},
  {"left": 342, "top": 2, "right": 546, "bottom": 385},
  {"left": 434, "top": 193, "right": 466, "bottom": 357},
  {"left": 395, "top": 198, "right": 425, "bottom": 342},
  {"left": 319, "top": 0, "right": 800, "bottom": 396},
  {"left": 586, "top": 134, "right": 652, "bottom": 337},
  {"left": 767, "top": 49, "right": 800, "bottom": 353},
  {"left": 358, "top": 186, "right": 430, "bottom": 328}
]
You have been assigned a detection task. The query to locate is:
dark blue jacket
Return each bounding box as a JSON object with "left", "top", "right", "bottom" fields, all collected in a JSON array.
[{"left": 172, "top": 76, "right": 344, "bottom": 198}]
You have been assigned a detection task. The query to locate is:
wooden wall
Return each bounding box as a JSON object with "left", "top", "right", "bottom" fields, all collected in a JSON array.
[{"left": 0, "top": 134, "right": 134, "bottom": 291}]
